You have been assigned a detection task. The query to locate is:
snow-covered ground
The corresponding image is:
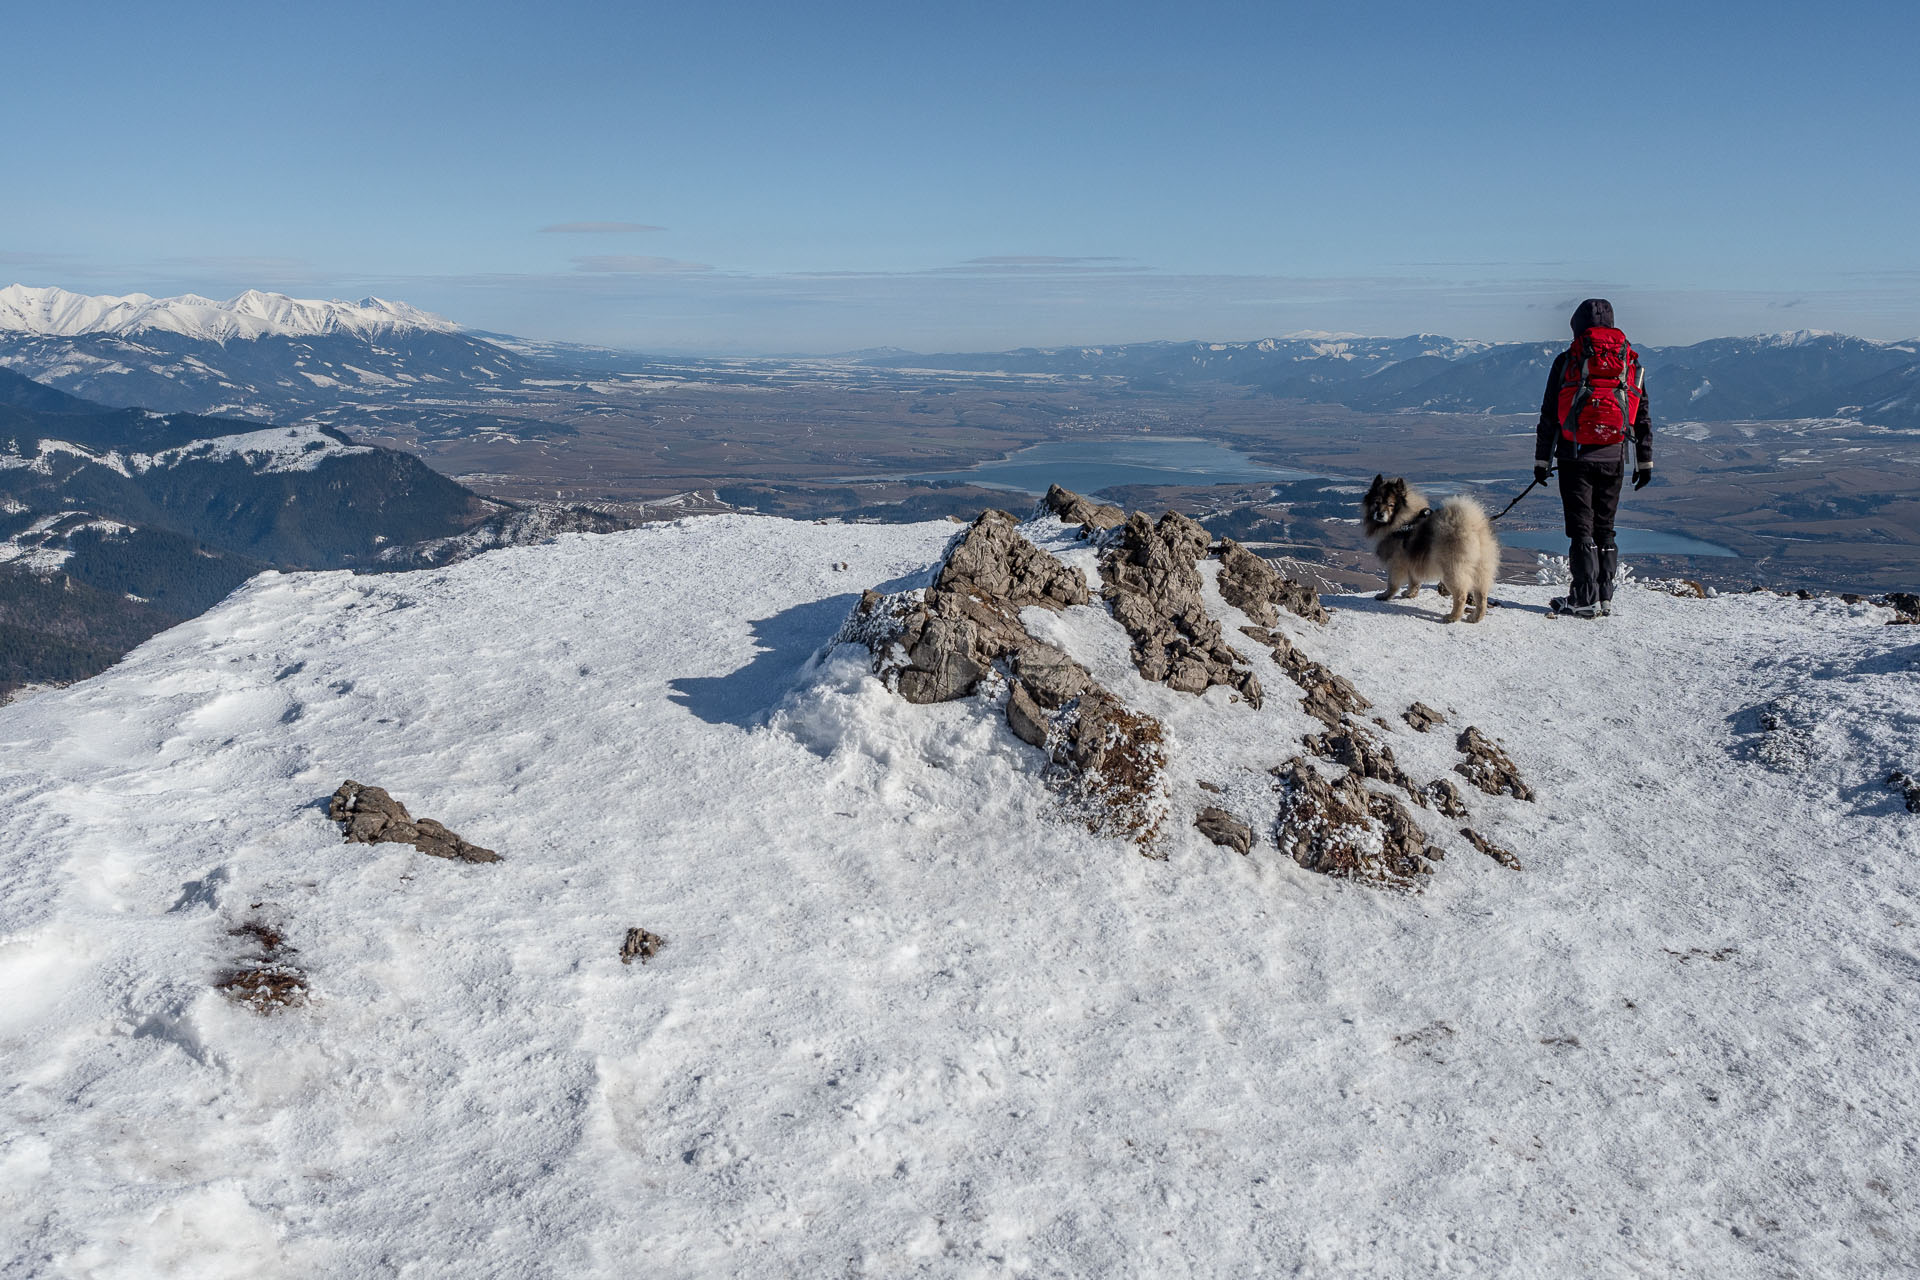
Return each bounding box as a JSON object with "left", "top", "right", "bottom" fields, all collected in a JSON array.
[
  {"left": 1, "top": 513, "right": 1916, "bottom": 1276},
  {"left": 127, "top": 426, "right": 371, "bottom": 475}
]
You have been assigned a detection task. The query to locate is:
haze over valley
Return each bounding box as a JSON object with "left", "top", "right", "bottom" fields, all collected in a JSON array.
[{"left": 7, "top": 284, "right": 1915, "bottom": 689}]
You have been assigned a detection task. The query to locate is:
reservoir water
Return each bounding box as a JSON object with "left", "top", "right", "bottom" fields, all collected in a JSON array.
[
  {"left": 902, "top": 437, "right": 1318, "bottom": 493},
  {"left": 900, "top": 436, "right": 1740, "bottom": 558}
]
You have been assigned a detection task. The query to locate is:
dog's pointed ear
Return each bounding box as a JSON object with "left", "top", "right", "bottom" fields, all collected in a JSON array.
[{"left": 1372, "top": 473, "right": 1383, "bottom": 485}]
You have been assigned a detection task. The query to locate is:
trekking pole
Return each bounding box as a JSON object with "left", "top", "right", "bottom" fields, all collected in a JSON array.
[{"left": 1488, "top": 467, "right": 1553, "bottom": 522}]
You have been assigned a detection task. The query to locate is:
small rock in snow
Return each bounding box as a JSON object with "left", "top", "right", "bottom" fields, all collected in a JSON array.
[
  {"left": 1404, "top": 702, "right": 1445, "bottom": 732},
  {"left": 1888, "top": 771, "right": 1920, "bottom": 814},
  {"left": 1454, "top": 728, "right": 1535, "bottom": 802},
  {"left": 327, "top": 781, "right": 501, "bottom": 863},
  {"left": 1194, "top": 806, "right": 1254, "bottom": 854},
  {"left": 1426, "top": 778, "right": 1471, "bottom": 818},
  {"left": 621, "top": 927, "right": 667, "bottom": 964},
  {"left": 1460, "top": 826, "right": 1522, "bottom": 870}
]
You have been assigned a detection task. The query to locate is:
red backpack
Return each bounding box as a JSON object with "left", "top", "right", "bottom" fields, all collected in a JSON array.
[{"left": 1556, "top": 326, "right": 1644, "bottom": 446}]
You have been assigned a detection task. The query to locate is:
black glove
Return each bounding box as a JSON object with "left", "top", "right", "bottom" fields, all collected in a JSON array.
[
  {"left": 1633, "top": 467, "right": 1652, "bottom": 491},
  {"left": 1533, "top": 464, "right": 1551, "bottom": 485}
]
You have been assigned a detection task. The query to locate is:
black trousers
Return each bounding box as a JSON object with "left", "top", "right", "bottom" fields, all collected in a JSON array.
[{"left": 1558, "top": 456, "right": 1624, "bottom": 606}]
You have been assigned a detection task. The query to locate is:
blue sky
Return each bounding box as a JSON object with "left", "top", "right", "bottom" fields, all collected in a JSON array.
[{"left": 5, "top": 0, "right": 1916, "bottom": 351}]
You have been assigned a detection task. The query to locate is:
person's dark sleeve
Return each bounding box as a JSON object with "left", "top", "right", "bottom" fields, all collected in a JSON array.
[
  {"left": 1634, "top": 366, "right": 1653, "bottom": 471},
  {"left": 1536, "top": 351, "right": 1566, "bottom": 468}
]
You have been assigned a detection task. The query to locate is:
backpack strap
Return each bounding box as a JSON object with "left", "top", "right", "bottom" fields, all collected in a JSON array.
[{"left": 1560, "top": 336, "right": 1590, "bottom": 439}]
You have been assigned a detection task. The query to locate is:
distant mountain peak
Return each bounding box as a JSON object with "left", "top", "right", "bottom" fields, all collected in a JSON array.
[{"left": 0, "top": 284, "right": 460, "bottom": 342}]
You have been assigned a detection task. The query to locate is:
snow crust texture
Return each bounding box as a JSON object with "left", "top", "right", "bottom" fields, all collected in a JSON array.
[{"left": 2, "top": 513, "right": 1918, "bottom": 1276}]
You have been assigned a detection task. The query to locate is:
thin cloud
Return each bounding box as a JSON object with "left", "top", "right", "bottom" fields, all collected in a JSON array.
[
  {"left": 540, "top": 222, "right": 667, "bottom": 234},
  {"left": 573, "top": 255, "right": 712, "bottom": 274},
  {"left": 0, "top": 249, "right": 84, "bottom": 267},
  {"left": 965, "top": 255, "right": 1128, "bottom": 266},
  {"left": 929, "top": 256, "right": 1141, "bottom": 276}
]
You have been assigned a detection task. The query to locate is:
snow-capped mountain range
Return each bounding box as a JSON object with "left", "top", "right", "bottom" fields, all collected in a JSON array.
[
  {"left": 4, "top": 283, "right": 1918, "bottom": 430},
  {"left": 0, "top": 285, "right": 458, "bottom": 342},
  {"left": 0, "top": 285, "right": 530, "bottom": 420}
]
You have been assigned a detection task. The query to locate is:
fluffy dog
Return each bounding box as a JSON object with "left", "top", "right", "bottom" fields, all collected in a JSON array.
[{"left": 1361, "top": 475, "right": 1499, "bottom": 623}]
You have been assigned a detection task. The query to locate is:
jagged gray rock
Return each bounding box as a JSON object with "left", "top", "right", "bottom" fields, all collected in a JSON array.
[
  {"left": 842, "top": 510, "right": 1090, "bottom": 705},
  {"left": 936, "top": 508, "right": 1090, "bottom": 610},
  {"left": 328, "top": 781, "right": 501, "bottom": 863},
  {"left": 1100, "top": 510, "right": 1262, "bottom": 707},
  {"left": 1011, "top": 642, "right": 1091, "bottom": 708},
  {"left": 1043, "top": 483, "right": 1125, "bottom": 534},
  {"left": 1889, "top": 770, "right": 1920, "bottom": 814},
  {"left": 841, "top": 505, "right": 1169, "bottom": 852},
  {"left": 1303, "top": 723, "right": 1422, "bottom": 804},
  {"left": 1426, "top": 777, "right": 1472, "bottom": 818},
  {"left": 1005, "top": 679, "right": 1050, "bottom": 747},
  {"left": 1271, "top": 758, "right": 1433, "bottom": 888},
  {"left": 1195, "top": 806, "right": 1254, "bottom": 854},
  {"left": 899, "top": 616, "right": 988, "bottom": 704},
  {"left": 1216, "top": 539, "right": 1329, "bottom": 626},
  {"left": 1454, "top": 728, "right": 1535, "bottom": 802}
]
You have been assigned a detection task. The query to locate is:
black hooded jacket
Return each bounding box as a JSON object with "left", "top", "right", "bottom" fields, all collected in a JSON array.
[{"left": 1535, "top": 298, "right": 1653, "bottom": 471}]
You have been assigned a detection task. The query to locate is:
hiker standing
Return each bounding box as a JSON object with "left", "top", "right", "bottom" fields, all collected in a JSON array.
[{"left": 1534, "top": 298, "right": 1653, "bottom": 618}]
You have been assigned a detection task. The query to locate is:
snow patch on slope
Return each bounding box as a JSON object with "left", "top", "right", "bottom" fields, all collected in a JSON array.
[{"left": 129, "top": 427, "right": 371, "bottom": 474}]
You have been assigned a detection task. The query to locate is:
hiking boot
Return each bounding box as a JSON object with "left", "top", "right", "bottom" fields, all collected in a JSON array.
[{"left": 1548, "top": 596, "right": 1601, "bottom": 619}]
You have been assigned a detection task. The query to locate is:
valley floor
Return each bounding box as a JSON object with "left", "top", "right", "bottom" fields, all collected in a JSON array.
[{"left": 1, "top": 514, "right": 1916, "bottom": 1277}]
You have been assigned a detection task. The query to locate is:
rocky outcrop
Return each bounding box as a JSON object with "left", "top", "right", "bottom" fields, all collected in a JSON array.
[
  {"left": 838, "top": 492, "right": 1520, "bottom": 877},
  {"left": 1195, "top": 806, "right": 1254, "bottom": 854},
  {"left": 1453, "top": 728, "right": 1535, "bottom": 802},
  {"left": 840, "top": 507, "right": 1169, "bottom": 851},
  {"left": 1216, "top": 539, "right": 1329, "bottom": 626},
  {"left": 1303, "top": 723, "right": 1421, "bottom": 805},
  {"left": 1425, "top": 777, "right": 1472, "bottom": 818},
  {"left": 1271, "top": 759, "right": 1434, "bottom": 889},
  {"left": 1239, "top": 626, "right": 1371, "bottom": 726},
  {"left": 1889, "top": 770, "right": 1920, "bottom": 814},
  {"left": 841, "top": 509, "right": 1090, "bottom": 704},
  {"left": 1883, "top": 593, "right": 1920, "bottom": 626},
  {"left": 1404, "top": 702, "right": 1445, "bottom": 733},
  {"left": 1461, "top": 827, "right": 1522, "bottom": 870},
  {"left": 327, "top": 781, "right": 501, "bottom": 863},
  {"left": 1043, "top": 483, "right": 1126, "bottom": 534},
  {"left": 1100, "top": 511, "right": 1262, "bottom": 706},
  {"left": 938, "top": 509, "right": 1091, "bottom": 609}
]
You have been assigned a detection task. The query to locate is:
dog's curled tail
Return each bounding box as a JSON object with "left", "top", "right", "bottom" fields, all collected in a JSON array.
[{"left": 1433, "top": 495, "right": 1494, "bottom": 541}]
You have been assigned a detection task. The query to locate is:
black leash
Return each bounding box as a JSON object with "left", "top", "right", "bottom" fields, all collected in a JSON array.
[{"left": 1487, "top": 468, "right": 1553, "bottom": 522}]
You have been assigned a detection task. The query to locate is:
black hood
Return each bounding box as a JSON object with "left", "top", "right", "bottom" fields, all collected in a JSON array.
[{"left": 1571, "top": 298, "right": 1615, "bottom": 333}]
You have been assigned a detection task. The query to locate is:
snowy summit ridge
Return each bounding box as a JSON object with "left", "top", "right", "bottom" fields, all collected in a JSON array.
[
  {"left": 2, "top": 498, "right": 1919, "bottom": 1273},
  {"left": 0, "top": 285, "right": 459, "bottom": 342}
]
